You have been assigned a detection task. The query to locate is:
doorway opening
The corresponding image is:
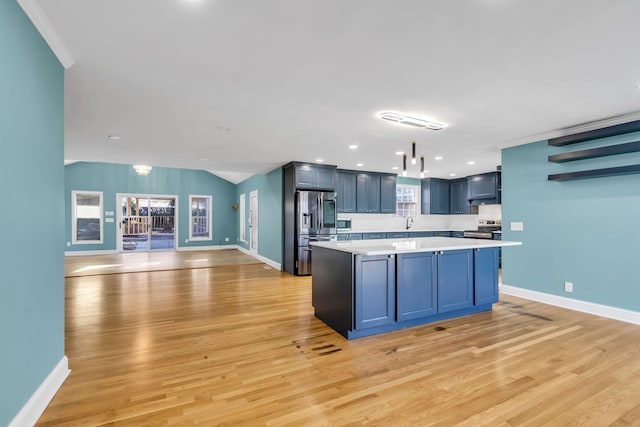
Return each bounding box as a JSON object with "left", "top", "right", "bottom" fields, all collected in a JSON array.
[{"left": 118, "top": 194, "right": 178, "bottom": 252}]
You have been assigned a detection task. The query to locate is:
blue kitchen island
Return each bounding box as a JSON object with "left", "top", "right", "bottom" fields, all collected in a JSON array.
[{"left": 311, "top": 237, "right": 521, "bottom": 339}]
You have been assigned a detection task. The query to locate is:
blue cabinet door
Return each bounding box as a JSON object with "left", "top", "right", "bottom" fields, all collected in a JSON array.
[
  {"left": 450, "top": 179, "right": 470, "bottom": 214},
  {"left": 386, "top": 232, "right": 409, "bottom": 238},
  {"left": 337, "top": 171, "right": 356, "bottom": 213},
  {"left": 295, "top": 166, "right": 316, "bottom": 189},
  {"left": 437, "top": 249, "right": 473, "bottom": 313},
  {"left": 422, "top": 178, "right": 450, "bottom": 214},
  {"left": 355, "top": 254, "right": 396, "bottom": 329},
  {"left": 362, "top": 232, "right": 385, "bottom": 240},
  {"left": 474, "top": 247, "right": 499, "bottom": 305},
  {"left": 367, "top": 174, "right": 381, "bottom": 212},
  {"left": 467, "top": 172, "right": 498, "bottom": 200},
  {"left": 356, "top": 173, "right": 370, "bottom": 212},
  {"left": 411, "top": 231, "right": 435, "bottom": 237},
  {"left": 397, "top": 252, "right": 438, "bottom": 321},
  {"left": 315, "top": 167, "right": 336, "bottom": 191},
  {"left": 380, "top": 174, "right": 397, "bottom": 213}
]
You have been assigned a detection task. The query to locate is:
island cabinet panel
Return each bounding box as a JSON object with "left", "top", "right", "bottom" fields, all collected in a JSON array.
[
  {"left": 311, "top": 246, "right": 354, "bottom": 336},
  {"left": 437, "top": 249, "right": 473, "bottom": 313},
  {"left": 397, "top": 252, "right": 438, "bottom": 321},
  {"left": 355, "top": 254, "right": 396, "bottom": 329},
  {"left": 474, "top": 247, "right": 500, "bottom": 305}
]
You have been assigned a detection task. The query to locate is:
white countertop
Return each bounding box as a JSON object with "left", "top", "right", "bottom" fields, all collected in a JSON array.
[{"left": 311, "top": 237, "right": 521, "bottom": 256}]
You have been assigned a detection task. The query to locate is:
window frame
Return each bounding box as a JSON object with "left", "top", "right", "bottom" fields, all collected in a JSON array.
[
  {"left": 395, "top": 184, "right": 421, "bottom": 218},
  {"left": 189, "top": 195, "right": 213, "bottom": 241},
  {"left": 71, "top": 190, "right": 104, "bottom": 245}
]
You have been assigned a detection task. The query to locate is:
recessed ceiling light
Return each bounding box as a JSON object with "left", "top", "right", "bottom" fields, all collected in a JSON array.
[
  {"left": 356, "top": 163, "right": 364, "bottom": 167},
  {"left": 391, "top": 166, "right": 399, "bottom": 170},
  {"left": 449, "top": 173, "right": 457, "bottom": 177},
  {"left": 349, "top": 145, "right": 358, "bottom": 150},
  {"left": 379, "top": 111, "right": 445, "bottom": 130},
  {"left": 434, "top": 156, "right": 443, "bottom": 160},
  {"left": 316, "top": 158, "right": 324, "bottom": 163},
  {"left": 199, "top": 157, "right": 208, "bottom": 161},
  {"left": 467, "top": 161, "right": 475, "bottom": 165},
  {"left": 107, "top": 135, "right": 121, "bottom": 141},
  {"left": 216, "top": 126, "right": 231, "bottom": 132},
  {"left": 395, "top": 151, "right": 404, "bottom": 155}
]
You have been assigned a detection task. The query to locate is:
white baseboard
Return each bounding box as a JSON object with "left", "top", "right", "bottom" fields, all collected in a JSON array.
[
  {"left": 9, "top": 355, "right": 70, "bottom": 427},
  {"left": 501, "top": 284, "right": 640, "bottom": 326},
  {"left": 237, "top": 246, "right": 282, "bottom": 271},
  {"left": 65, "top": 250, "right": 118, "bottom": 256},
  {"left": 177, "top": 244, "right": 239, "bottom": 252}
]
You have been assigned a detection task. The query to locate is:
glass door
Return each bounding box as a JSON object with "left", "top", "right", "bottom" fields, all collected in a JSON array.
[{"left": 120, "top": 195, "right": 176, "bottom": 251}]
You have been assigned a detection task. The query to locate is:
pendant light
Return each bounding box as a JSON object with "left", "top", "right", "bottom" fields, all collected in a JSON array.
[
  {"left": 411, "top": 141, "right": 417, "bottom": 165},
  {"left": 420, "top": 155, "right": 425, "bottom": 178},
  {"left": 402, "top": 154, "right": 408, "bottom": 177}
]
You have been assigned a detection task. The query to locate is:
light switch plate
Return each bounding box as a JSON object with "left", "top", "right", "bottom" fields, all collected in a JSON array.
[
  {"left": 105, "top": 218, "right": 114, "bottom": 223},
  {"left": 510, "top": 221, "right": 524, "bottom": 231}
]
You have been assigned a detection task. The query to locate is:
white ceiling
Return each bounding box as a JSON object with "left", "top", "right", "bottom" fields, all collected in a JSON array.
[{"left": 31, "top": 0, "right": 640, "bottom": 183}]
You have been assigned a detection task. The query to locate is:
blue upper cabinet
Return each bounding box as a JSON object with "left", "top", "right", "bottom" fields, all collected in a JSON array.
[
  {"left": 421, "top": 178, "right": 450, "bottom": 214},
  {"left": 380, "top": 174, "right": 397, "bottom": 213},
  {"left": 467, "top": 172, "right": 499, "bottom": 201},
  {"left": 449, "top": 179, "right": 470, "bottom": 214},
  {"left": 294, "top": 163, "right": 336, "bottom": 190},
  {"left": 336, "top": 170, "right": 357, "bottom": 213},
  {"left": 356, "top": 173, "right": 380, "bottom": 213}
]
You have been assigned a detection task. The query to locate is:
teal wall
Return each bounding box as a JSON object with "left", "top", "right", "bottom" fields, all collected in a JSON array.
[
  {"left": 502, "top": 133, "right": 640, "bottom": 312},
  {"left": 236, "top": 167, "right": 284, "bottom": 265},
  {"left": 0, "top": 2, "right": 65, "bottom": 425},
  {"left": 397, "top": 176, "right": 420, "bottom": 186},
  {"left": 65, "top": 162, "right": 238, "bottom": 251}
]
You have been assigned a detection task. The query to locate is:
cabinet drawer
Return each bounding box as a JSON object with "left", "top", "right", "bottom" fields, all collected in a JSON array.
[
  {"left": 362, "top": 232, "right": 386, "bottom": 240},
  {"left": 386, "top": 232, "right": 409, "bottom": 238}
]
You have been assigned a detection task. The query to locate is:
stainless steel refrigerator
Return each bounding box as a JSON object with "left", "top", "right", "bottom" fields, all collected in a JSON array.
[{"left": 296, "top": 191, "right": 337, "bottom": 275}]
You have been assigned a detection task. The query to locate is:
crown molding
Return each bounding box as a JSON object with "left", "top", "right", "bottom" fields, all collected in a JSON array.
[
  {"left": 17, "top": 0, "right": 74, "bottom": 69},
  {"left": 504, "top": 110, "right": 640, "bottom": 148}
]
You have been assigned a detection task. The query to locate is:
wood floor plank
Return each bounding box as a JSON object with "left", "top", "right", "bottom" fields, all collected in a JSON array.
[{"left": 36, "top": 250, "right": 640, "bottom": 426}]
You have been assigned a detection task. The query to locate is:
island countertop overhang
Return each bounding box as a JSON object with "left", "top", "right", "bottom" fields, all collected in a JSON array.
[{"left": 311, "top": 237, "right": 521, "bottom": 256}]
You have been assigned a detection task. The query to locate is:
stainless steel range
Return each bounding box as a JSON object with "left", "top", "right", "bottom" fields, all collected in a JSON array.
[{"left": 463, "top": 220, "right": 501, "bottom": 239}]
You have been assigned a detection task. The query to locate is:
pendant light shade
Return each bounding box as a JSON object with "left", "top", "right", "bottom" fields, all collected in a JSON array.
[
  {"left": 420, "top": 155, "right": 425, "bottom": 178},
  {"left": 411, "top": 141, "right": 417, "bottom": 165},
  {"left": 402, "top": 154, "right": 408, "bottom": 177}
]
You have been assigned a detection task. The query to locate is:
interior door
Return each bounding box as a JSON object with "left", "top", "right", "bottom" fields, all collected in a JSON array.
[{"left": 250, "top": 191, "right": 258, "bottom": 255}]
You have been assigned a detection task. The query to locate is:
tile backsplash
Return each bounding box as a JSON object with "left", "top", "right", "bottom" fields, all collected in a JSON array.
[{"left": 338, "top": 204, "right": 501, "bottom": 232}]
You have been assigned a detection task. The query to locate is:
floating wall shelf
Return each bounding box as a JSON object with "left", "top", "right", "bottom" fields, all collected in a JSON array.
[
  {"left": 548, "top": 164, "right": 640, "bottom": 181},
  {"left": 548, "top": 140, "right": 640, "bottom": 163},
  {"left": 549, "top": 119, "right": 640, "bottom": 146}
]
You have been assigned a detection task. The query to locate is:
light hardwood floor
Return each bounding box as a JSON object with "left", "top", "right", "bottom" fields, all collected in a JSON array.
[{"left": 40, "top": 251, "right": 640, "bottom": 426}]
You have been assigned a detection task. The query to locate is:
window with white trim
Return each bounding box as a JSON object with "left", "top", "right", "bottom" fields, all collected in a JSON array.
[
  {"left": 239, "top": 193, "right": 246, "bottom": 242},
  {"left": 72, "top": 191, "right": 103, "bottom": 244},
  {"left": 189, "top": 195, "right": 212, "bottom": 240},
  {"left": 396, "top": 185, "right": 419, "bottom": 218}
]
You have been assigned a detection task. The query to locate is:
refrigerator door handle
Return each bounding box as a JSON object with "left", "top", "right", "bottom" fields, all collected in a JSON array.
[{"left": 318, "top": 194, "right": 323, "bottom": 230}]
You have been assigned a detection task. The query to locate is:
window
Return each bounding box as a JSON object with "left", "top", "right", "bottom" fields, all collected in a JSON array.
[
  {"left": 239, "top": 193, "right": 246, "bottom": 242},
  {"left": 72, "top": 191, "right": 103, "bottom": 244},
  {"left": 189, "top": 195, "right": 212, "bottom": 240},
  {"left": 396, "top": 185, "right": 419, "bottom": 218}
]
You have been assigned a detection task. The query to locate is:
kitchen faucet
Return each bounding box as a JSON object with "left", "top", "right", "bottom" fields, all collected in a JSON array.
[{"left": 406, "top": 216, "right": 413, "bottom": 230}]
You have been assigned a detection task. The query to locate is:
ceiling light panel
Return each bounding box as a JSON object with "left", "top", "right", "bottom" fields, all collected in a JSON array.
[{"left": 379, "top": 112, "right": 444, "bottom": 131}]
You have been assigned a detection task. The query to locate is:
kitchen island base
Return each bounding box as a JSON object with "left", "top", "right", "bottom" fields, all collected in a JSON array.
[{"left": 311, "top": 238, "right": 518, "bottom": 339}]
